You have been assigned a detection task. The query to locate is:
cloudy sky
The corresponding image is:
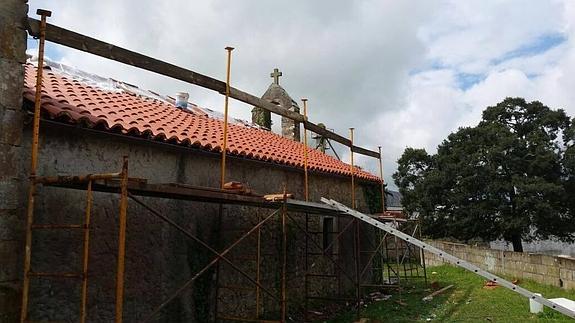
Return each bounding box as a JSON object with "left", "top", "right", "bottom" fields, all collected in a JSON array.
[{"left": 27, "top": 0, "right": 575, "bottom": 188}]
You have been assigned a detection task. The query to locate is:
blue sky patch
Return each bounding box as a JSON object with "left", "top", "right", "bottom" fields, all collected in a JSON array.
[
  {"left": 491, "top": 32, "right": 566, "bottom": 65},
  {"left": 27, "top": 37, "right": 63, "bottom": 61},
  {"left": 408, "top": 59, "right": 447, "bottom": 76},
  {"left": 456, "top": 73, "right": 485, "bottom": 90}
]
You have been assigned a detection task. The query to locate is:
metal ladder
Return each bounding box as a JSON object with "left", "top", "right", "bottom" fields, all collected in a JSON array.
[{"left": 320, "top": 198, "right": 575, "bottom": 319}]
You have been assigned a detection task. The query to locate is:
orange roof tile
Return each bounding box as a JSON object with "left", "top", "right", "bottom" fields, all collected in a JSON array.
[{"left": 23, "top": 64, "right": 380, "bottom": 182}]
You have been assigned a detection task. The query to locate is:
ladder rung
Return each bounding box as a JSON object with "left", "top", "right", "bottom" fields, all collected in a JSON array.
[
  {"left": 31, "top": 224, "right": 84, "bottom": 229},
  {"left": 28, "top": 272, "right": 83, "bottom": 278}
]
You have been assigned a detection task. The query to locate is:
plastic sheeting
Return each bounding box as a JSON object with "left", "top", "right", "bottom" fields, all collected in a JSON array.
[{"left": 27, "top": 55, "right": 263, "bottom": 129}]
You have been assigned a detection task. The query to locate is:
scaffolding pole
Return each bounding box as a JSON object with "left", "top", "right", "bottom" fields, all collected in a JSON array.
[
  {"left": 115, "top": 157, "right": 129, "bottom": 323},
  {"left": 134, "top": 197, "right": 282, "bottom": 322},
  {"left": 20, "top": 10, "right": 50, "bottom": 323}
]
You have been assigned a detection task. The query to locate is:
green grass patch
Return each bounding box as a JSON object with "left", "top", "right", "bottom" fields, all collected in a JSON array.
[{"left": 326, "top": 265, "right": 575, "bottom": 322}]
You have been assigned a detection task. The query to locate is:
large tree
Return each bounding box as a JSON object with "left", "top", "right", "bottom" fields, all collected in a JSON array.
[{"left": 394, "top": 98, "right": 575, "bottom": 251}]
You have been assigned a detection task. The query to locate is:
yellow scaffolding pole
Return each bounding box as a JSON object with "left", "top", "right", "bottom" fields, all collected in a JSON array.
[
  {"left": 349, "top": 128, "right": 355, "bottom": 209},
  {"left": 115, "top": 157, "right": 129, "bottom": 323},
  {"left": 378, "top": 146, "right": 385, "bottom": 213},
  {"left": 220, "top": 46, "right": 234, "bottom": 189},
  {"left": 20, "top": 9, "right": 51, "bottom": 323},
  {"left": 302, "top": 98, "right": 309, "bottom": 201}
]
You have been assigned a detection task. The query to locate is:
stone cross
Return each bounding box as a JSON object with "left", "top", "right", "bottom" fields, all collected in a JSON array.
[{"left": 270, "top": 68, "right": 282, "bottom": 85}]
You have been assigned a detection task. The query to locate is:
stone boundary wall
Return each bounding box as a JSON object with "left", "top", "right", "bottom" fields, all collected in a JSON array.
[{"left": 424, "top": 240, "right": 575, "bottom": 290}]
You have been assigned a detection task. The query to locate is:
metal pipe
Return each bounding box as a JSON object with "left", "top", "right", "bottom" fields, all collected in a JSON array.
[
  {"left": 302, "top": 99, "right": 309, "bottom": 202},
  {"left": 394, "top": 218, "right": 401, "bottom": 297},
  {"left": 28, "top": 9, "right": 50, "bottom": 178},
  {"left": 220, "top": 47, "right": 234, "bottom": 189},
  {"left": 115, "top": 157, "right": 129, "bottom": 323},
  {"left": 359, "top": 232, "right": 388, "bottom": 278},
  {"left": 214, "top": 205, "right": 223, "bottom": 323},
  {"left": 285, "top": 213, "right": 356, "bottom": 283},
  {"left": 280, "top": 187, "right": 287, "bottom": 323},
  {"left": 135, "top": 200, "right": 281, "bottom": 322},
  {"left": 20, "top": 9, "right": 51, "bottom": 323},
  {"left": 349, "top": 128, "right": 355, "bottom": 209},
  {"left": 419, "top": 217, "right": 428, "bottom": 286},
  {"left": 304, "top": 212, "right": 309, "bottom": 322},
  {"left": 354, "top": 219, "right": 361, "bottom": 320},
  {"left": 326, "top": 139, "right": 341, "bottom": 161},
  {"left": 337, "top": 215, "right": 342, "bottom": 297},
  {"left": 256, "top": 212, "right": 262, "bottom": 318},
  {"left": 131, "top": 195, "right": 280, "bottom": 299},
  {"left": 302, "top": 98, "right": 309, "bottom": 322},
  {"left": 378, "top": 146, "right": 385, "bottom": 213},
  {"left": 80, "top": 180, "right": 93, "bottom": 323}
]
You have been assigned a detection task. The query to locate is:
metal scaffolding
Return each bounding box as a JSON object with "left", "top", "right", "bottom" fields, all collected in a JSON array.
[{"left": 19, "top": 8, "right": 427, "bottom": 323}]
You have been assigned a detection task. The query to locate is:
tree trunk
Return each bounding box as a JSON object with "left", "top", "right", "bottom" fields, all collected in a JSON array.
[{"left": 510, "top": 234, "right": 523, "bottom": 252}]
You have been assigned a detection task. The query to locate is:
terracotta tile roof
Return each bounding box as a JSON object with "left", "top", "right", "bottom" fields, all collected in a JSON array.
[{"left": 23, "top": 64, "right": 380, "bottom": 182}]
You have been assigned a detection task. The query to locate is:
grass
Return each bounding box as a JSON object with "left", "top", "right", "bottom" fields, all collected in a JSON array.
[{"left": 326, "top": 265, "right": 575, "bottom": 322}]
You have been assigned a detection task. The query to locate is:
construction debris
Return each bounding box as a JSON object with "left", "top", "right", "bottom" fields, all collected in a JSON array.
[
  {"left": 264, "top": 193, "right": 294, "bottom": 201},
  {"left": 422, "top": 284, "right": 454, "bottom": 301},
  {"left": 368, "top": 291, "right": 392, "bottom": 302},
  {"left": 483, "top": 280, "right": 499, "bottom": 290},
  {"left": 223, "top": 181, "right": 255, "bottom": 195}
]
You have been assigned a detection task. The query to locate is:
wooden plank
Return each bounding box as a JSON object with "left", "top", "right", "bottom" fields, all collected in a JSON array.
[
  {"left": 26, "top": 18, "right": 380, "bottom": 159},
  {"left": 352, "top": 145, "right": 380, "bottom": 158},
  {"left": 26, "top": 18, "right": 303, "bottom": 122}
]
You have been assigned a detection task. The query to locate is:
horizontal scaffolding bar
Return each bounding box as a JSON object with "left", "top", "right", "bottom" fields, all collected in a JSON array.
[{"left": 39, "top": 179, "right": 345, "bottom": 215}]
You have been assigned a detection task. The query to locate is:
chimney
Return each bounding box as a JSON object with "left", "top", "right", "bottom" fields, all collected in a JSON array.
[{"left": 175, "top": 92, "right": 189, "bottom": 109}]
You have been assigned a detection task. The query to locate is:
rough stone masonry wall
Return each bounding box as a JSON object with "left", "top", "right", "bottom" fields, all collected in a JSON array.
[
  {"left": 0, "top": 1, "right": 28, "bottom": 322},
  {"left": 424, "top": 240, "right": 575, "bottom": 290},
  {"left": 10, "top": 122, "right": 375, "bottom": 322}
]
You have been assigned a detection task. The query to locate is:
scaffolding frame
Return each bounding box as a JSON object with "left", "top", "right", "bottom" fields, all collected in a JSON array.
[
  {"left": 19, "top": 9, "right": 426, "bottom": 323},
  {"left": 23, "top": 168, "right": 423, "bottom": 322}
]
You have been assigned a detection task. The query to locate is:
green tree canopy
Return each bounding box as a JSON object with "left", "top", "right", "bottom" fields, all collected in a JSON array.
[{"left": 394, "top": 98, "right": 575, "bottom": 251}]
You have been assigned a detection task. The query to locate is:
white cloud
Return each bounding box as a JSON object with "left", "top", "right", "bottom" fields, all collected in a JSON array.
[{"left": 27, "top": 0, "right": 575, "bottom": 190}]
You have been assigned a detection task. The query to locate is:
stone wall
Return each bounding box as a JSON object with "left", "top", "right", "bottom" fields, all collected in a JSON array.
[
  {"left": 9, "top": 121, "right": 376, "bottom": 322},
  {"left": 0, "top": 1, "right": 28, "bottom": 322},
  {"left": 424, "top": 240, "right": 575, "bottom": 290}
]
